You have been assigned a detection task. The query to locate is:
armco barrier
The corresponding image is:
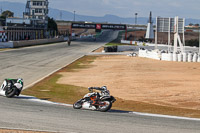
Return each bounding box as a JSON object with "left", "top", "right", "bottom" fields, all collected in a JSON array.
[{"left": 13, "top": 38, "right": 64, "bottom": 48}]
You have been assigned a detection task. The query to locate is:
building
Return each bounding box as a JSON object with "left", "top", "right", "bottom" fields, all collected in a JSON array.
[
  {"left": 145, "top": 12, "right": 154, "bottom": 40},
  {"left": 0, "top": 0, "right": 50, "bottom": 41},
  {"left": 23, "top": 0, "right": 49, "bottom": 29},
  {"left": 4, "top": 17, "right": 45, "bottom": 41}
]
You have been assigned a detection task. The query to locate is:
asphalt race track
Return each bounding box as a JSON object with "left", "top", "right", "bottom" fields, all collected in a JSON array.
[
  {"left": 0, "top": 96, "right": 200, "bottom": 133},
  {"left": 0, "top": 31, "right": 200, "bottom": 132}
]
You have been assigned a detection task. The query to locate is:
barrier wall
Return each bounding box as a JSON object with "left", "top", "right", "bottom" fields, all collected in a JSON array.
[
  {"left": 13, "top": 38, "right": 64, "bottom": 48},
  {"left": 121, "top": 40, "right": 168, "bottom": 47},
  {"left": 0, "top": 38, "right": 65, "bottom": 49},
  {"left": 161, "top": 53, "right": 200, "bottom": 63},
  {"left": 161, "top": 53, "right": 173, "bottom": 61},
  {"left": 0, "top": 42, "right": 13, "bottom": 48},
  {"left": 121, "top": 40, "right": 145, "bottom": 46},
  {"left": 139, "top": 49, "right": 161, "bottom": 60},
  {"left": 139, "top": 49, "right": 200, "bottom": 63}
]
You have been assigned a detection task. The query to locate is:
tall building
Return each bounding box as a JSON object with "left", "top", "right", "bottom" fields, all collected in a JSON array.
[
  {"left": 145, "top": 11, "right": 154, "bottom": 40},
  {"left": 23, "top": 0, "right": 49, "bottom": 28}
]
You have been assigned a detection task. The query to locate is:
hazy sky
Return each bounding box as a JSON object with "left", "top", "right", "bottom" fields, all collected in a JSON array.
[{"left": 0, "top": 0, "right": 200, "bottom": 19}]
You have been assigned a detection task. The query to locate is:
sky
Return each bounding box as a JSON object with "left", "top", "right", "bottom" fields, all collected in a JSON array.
[{"left": 0, "top": 0, "right": 200, "bottom": 19}]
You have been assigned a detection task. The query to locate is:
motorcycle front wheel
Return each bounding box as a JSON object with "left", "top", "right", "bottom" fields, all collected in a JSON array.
[
  {"left": 5, "top": 87, "right": 17, "bottom": 98},
  {"left": 73, "top": 100, "right": 82, "bottom": 109},
  {"left": 98, "top": 101, "right": 112, "bottom": 112}
]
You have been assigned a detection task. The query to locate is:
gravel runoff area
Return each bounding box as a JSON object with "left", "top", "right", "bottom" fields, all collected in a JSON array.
[{"left": 57, "top": 55, "right": 200, "bottom": 111}]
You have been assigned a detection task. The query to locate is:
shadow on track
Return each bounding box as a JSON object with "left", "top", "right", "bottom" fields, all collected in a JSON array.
[
  {"left": 14, "top": 95, "right": 37, "bottom": 100},
  {"left": 108, "top": 109, "right": 130, "bottom": 113}
]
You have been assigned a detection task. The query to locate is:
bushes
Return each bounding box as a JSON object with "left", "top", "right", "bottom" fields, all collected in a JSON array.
[
  {"left": 185, "top": 39, "right": 199, "bottom": 47},
  {"left": 104, "top": 46, "right": 118, "bottom": 52}
]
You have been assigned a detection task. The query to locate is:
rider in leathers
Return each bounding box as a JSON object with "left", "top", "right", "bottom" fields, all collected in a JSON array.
[{"left": 88, "top": 86, "right": 108, "bottom": 104}]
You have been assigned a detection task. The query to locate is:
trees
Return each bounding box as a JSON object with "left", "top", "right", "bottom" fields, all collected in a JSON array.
[
  {"left": 48, "top": 17, "right": 58, "bottom": 37},
  {"left": 189, "top": 23, "right": 193, "bottom": 26},
  {"left": 185, "top": 39, "right": 199, "bottom": 47},
  {"left": 0, "top": 10, "right": 14, "bottom": 19},
  {"left": 48, "top": 17, "right": 57, "bottom": 31}
]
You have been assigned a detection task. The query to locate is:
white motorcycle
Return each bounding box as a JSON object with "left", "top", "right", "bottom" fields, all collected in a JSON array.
[
  {"left": 73, "top": 86, "right": 116, "bottom": 112},
  {"left": 0, "top": 79, "right": 23, "bottom": 98}
]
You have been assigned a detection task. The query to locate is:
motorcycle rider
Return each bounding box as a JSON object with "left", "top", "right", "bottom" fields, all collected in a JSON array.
[
  {"left": 88, "top": 86, "right": 107, "bottom": 92},
  {"left": 0, "top": 78, "right": 23, "bottom": 97},
  {"left": 88, "top": 86, "right": 108, "bottom": 104},
  {"left": 73, "top": 86, "right": 115, "bottom": 112}
]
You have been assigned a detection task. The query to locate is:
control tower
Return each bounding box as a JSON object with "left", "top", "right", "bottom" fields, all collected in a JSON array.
[
  {"left": 23, "top": 0, "right": 49, "bottom": 28},
  {"left": 145, "top": 11, "right": 154, "bottom": 40}
]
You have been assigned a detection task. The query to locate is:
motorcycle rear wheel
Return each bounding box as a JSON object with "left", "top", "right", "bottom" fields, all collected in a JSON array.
[
  {"left": 98, "top": 101, "right": 112, "bottom": 112},
  {"left": 5, "top": 87, "right": 17, "bottom": 98},
  {"left": 73, "top": 101, "right": 82, "bottom": 109}
]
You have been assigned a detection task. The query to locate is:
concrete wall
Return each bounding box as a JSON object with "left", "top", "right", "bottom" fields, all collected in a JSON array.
[
  {"left": 0, "top": 38, "right": 65, "bottom": 48},
  {"left": 13, "top": 38, "right": 64, "bottom": 48},
  {"left": 0, "top": 42, "right": 14, "bottom": 48}
]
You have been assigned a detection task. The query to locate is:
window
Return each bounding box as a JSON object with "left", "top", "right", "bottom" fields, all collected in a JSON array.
[
  {"left": 32, "top": 1, "right": 43, "bottom": 6},
  {"left": 35, "top": 9, "right": 43, "bottom": 13},
  {"left": 38, "top": 16, "right": 43, "bottom": 19},
  {"left": 32, "top": 10, "right": 35, "bottom": 15},
  {"left": 33, "top": 1, "right": 37, "bottom": 6},
  {"left": 44, "top": 9, "right": 48, "bottom": 14}
]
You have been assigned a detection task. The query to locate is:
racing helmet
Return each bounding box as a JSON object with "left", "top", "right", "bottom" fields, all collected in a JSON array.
[{"left": 101, "top": 86, "right": 107, "bottom": 90}]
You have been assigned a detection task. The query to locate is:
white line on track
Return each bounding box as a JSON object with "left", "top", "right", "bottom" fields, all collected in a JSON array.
[
  {"left": 129, "top": 112, "right": 200, "bottom": 121},
  {"left": 19, "top": 95, "right": 72, "bottom": 107}
]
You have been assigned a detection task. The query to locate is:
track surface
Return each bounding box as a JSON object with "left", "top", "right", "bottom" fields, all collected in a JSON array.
[
  {"left": 0, "top": 31, "right": 200, "bottom": 132},
  {"left": 0, "top": 96, "right": 200, "bottom": 133}
]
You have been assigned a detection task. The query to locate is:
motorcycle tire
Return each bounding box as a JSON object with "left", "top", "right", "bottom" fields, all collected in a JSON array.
[
  {"left": 5, "top": 87, "right": 17, "bottom": 98},
  {"left": 98, "top": 101, "right": 112, "bottom": 112},
  {"left": 73, "top": 101, "right": 82, "bottom": 109}
]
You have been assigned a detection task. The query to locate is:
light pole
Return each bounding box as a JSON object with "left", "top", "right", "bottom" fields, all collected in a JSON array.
[
  {"left": 135, "top": 13, "right": 138, "bottom": 25},
  {"left": 74, "top": 11, "right": 76, "bottom": 22},
  {"left": 135, "top": 13, "right": 138, "bottom": 41},
  {"left": 199, "top": 25, "right": 200, "bottom": 54}
]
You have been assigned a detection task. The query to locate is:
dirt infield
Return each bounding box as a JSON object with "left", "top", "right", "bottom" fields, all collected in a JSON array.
[{"left": 57, "top": 55, "right": 200, "bottom": 110}]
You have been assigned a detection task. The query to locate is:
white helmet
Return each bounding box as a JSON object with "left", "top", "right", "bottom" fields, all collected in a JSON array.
[{"left": 101, "top": 86, "right": 107, "bottom": 90}]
